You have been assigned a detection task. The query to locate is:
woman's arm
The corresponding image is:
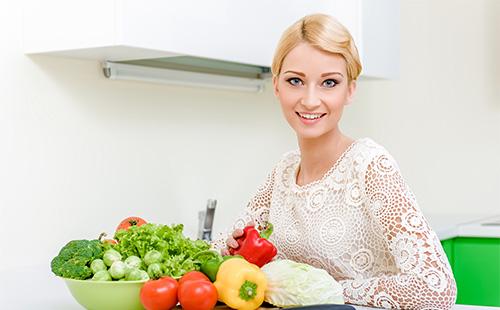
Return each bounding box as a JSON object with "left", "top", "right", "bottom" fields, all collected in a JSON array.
[
  {"left": 210, "top": 167, "right": 276, "bottom": 252},
  {"left": 340, "top": 152, "right": 457, "bottom": 309}
]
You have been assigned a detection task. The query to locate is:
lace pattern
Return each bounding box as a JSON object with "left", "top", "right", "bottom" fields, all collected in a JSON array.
[{"left": 211, "top": 138, "right": 457, "bottom": 309}]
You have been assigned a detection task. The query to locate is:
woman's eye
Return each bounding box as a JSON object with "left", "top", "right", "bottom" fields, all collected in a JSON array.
[
  {"left": 323, "top": 79, "right": 337, "bottom": 88},
  {"left": 286, "top": 78, "right": 303, "bottom": 86}
]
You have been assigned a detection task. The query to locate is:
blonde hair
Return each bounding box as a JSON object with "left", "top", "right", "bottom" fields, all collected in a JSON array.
[{"left": 271, "top": 13, "right": 362, "bottom": 81}]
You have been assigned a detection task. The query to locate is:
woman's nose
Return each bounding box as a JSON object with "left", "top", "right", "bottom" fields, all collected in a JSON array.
[{"left": 300, "top": 86, "right": 321, "bottom": 110}]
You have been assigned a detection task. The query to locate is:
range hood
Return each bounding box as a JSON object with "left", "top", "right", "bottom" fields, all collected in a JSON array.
[
  {"left": 103, "top": 56, "right": 272, "bottom": 92},
  {"left": 23, "top": 0, "right": 399, "bottom": 92}
]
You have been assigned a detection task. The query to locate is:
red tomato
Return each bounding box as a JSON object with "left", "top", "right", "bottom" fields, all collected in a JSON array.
[
  {"left": 178, "top": 279, "right": 218, "bottom": 310},
  {"left": 140, "top": 277, "right": 178, "bottom": 310},
  {"left": 178, "top": 271, "right": 210, "bottom": 287},
  {"left": 116, "top": 216, "right": 147, "bottom": 233}
]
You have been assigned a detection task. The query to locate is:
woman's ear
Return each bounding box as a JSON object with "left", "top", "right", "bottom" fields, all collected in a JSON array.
[
  {"left": 272, "top": 75, "right": 279, "bottom": 97},
  {"left": 345, "top": 80, "right": 357, "bottom": 105}
]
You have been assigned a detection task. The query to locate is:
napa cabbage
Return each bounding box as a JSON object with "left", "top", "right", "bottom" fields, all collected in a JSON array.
[{"left": 261, "top": 259, "right": 344, "bottom": 307}]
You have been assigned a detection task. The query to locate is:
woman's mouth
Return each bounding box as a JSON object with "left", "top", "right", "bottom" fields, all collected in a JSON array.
[{"left": 296, "top": 112, "right": 327, "bottom": 124}]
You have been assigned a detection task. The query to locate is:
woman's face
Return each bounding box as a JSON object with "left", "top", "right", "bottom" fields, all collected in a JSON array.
[{"left": 273, "top": 42, "right": 356, "bottom": 140}]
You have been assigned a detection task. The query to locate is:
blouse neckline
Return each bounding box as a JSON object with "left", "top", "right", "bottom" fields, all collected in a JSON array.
[{"left": 291, "top": 138, "right": 362, "bottom": 191}]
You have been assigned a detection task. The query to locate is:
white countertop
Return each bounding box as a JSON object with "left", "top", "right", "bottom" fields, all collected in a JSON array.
[
  {"left": 425, "top": 213, "right": 500, "bottom": 240},
  {"left": 1, "top": 266, "right": 498, "bottom": 310}
]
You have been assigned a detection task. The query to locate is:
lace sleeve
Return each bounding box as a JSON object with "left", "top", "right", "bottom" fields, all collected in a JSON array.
[
  {"left": 340, "top": 152, "right": 457, "bottom": 309},
  {"left": 210, "top": 167, "right": 276, "bottom": 253}
]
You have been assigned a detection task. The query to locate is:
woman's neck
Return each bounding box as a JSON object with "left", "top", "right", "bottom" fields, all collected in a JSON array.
[{"left": 296, "top": 129, "right": 354, "bottom": 186}]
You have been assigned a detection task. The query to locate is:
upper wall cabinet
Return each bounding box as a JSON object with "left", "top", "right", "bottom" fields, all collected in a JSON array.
[{"left": 23, "top": 0, "right": 399, "bottom": 82}]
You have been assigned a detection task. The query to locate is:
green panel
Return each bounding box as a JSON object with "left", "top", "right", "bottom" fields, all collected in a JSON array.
[
  {"left": 453, "top": 237, "right": 500, "bottom": 307},
  {"left": 441, "top": 239, "right": 455, "bottom": 267}
]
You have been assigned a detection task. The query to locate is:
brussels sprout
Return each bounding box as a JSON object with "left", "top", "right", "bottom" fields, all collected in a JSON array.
[
  {"left": 109, "top": 261, "right": 128, "bottom": 279},
  {"left": 126, "top": 269, "right": 150, "bottom": 281},
  {"left": 92, "top": 270, "right": 112, "bottom": 281},
  {"left": 147, "top": 263, "right": 164, "bottom": 280},
  {"left": 144, "top": 250, "right": 162, "bottom": 266},
  {"left": 103, "top": 249, "right": 122, "bottom": 267},
  {"left": 124, "top": 256, "right": 143, "bottom": 270},
  {"left": 90, "top": 259, "right": 107, "bottom": 274}
]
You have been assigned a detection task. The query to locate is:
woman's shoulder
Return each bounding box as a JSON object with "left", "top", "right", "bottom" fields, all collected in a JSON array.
[
  {"left": 262, "top": 149, "right": 300, "bottom": 178},
  {"left": 351, "top": 137, "right": 400, "bottom": 170},
  {"left": 276, "top": 149, "right": 301, "bottom": 169},
  {"left": 281, "top": 149, "right": 301, "bottom": 160},
  {"left": 354, "top": 137, "right": 389, "bottom": 155}
]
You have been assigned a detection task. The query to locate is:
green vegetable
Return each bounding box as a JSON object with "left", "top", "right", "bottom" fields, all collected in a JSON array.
[
  {"left": 147, "top": 263, "right": 164, "bottom": 279},
  {"left": 126, "top": 269, "right": 150, "bottom": 281},
  {"left": 50, "top": 239, "right": 103, "bottom": 280},
  {"left": 144, "top": 250, "right": 162, "bottom": 266},
  {"left": 261, "top": 259, "right": 344, "bottom": 307},
  {"left": 124, "top": 255, "right": 143, "bottom": 270},
  {"left": 198, "top": 250, "right": 222, "bottom": 282},
  {"left": 103, "top": 249, "right": 122, "bottom": 267},
  {"left": 90, "top": 259, "right": 107, "bottom": 274},
  {"left": 112, "top": 223, "right": 210, "bottom": 278},
  {"left": 195, "top": 250, "right": 242, "bottom": 282},
  {"left": 92, "top": 270, "right": 112, "bottom": 281},
  {"left": 109, "top": 261, "right": 128, "bottom": 279}
]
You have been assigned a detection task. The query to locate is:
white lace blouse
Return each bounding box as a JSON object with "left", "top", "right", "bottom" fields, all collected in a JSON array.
[{"left": 212, "top": 138, "right": 457, "bottom": 309}]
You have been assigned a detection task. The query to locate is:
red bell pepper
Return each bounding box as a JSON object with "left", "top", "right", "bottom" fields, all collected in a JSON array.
[{"left": 228, "top": 223, "right": 277, "bottom": 267}]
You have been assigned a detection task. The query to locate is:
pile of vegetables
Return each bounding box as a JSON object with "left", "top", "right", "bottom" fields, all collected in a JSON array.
[
  {"left": 51, "top": 217, "right": 211, "bottom": 281},
  {"left": 52, "top": 218, "right": 346, "bottom": 310}
]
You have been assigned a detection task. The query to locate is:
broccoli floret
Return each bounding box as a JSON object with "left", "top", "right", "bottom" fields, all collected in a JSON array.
[{"left": 51, "top": 239, "right": 104, "bottom": 280}]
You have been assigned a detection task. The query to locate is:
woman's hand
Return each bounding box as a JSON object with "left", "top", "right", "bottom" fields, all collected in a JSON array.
[
  {"left": 221, "top": 228, "right": 244, "bottom": 256},
  {"left": 221, "top": 220, "right": 255, "bottom": 256}
]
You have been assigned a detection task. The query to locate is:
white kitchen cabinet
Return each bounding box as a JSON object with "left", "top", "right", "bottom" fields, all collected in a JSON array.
[{"left": 23, "top": 0, "right": 399, "bottom": 79}]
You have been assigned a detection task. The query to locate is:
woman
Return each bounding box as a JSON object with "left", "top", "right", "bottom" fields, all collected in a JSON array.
[{"left": 212, "top": 13, "right": 457, "bottom": 309}]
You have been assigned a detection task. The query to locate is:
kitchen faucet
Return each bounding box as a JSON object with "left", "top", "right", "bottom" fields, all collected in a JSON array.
[{"left": 198, "top": 199, "right": 217, "bottom": 241}]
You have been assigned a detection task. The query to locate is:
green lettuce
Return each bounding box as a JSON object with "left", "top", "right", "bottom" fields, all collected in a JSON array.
[{"left": 112, "top": 223, "right": 210, "bottom": 278}]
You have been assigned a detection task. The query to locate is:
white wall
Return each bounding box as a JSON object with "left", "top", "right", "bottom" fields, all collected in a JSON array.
[
  {"left": 346, "top": 0, "right": 500, "bottom": 217},
  {"left": 1, "top": 0, "right": 499, "bottom": 271},
  {"left": 1, "top": 2, "right": 297, "bottom": 270}
]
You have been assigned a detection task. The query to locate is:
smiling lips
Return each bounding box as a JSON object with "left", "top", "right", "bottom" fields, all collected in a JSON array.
[{"left": 296, "top": 112, "right": 326, "bottom": 124}]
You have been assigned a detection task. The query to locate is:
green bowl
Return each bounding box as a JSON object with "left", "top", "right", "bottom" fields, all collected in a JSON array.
[{"left": 62, "top": 277, "right": 148, "bottom": 310}]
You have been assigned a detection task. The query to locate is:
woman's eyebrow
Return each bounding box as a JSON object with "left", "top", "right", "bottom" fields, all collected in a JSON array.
[
  {"left": 321, "top": 72, "right": 344, "bottom": 77},
  {"left": 283, "top": 70, "right": 305, "bottom": 76},
  {"left": 283, "top": 70, "right": 344, "bottom": 77}
]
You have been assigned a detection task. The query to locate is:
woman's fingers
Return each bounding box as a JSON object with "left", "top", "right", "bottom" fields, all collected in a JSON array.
[
  {"left": 221, "top": 248, "right": 230, "bottom": 256},
  {"left": 232, "top": 228, "right": 244, "bottom": 238},
  {"left": 226, "top": 236, "right": 239, "bottom": 249},
  {"left": 226, "top": 221, "right": 255, "bottom": 250}
]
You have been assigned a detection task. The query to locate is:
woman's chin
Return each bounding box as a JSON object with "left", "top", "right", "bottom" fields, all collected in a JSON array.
[{"left": 295, "top": 129, "right": 330, "bottom": 141}]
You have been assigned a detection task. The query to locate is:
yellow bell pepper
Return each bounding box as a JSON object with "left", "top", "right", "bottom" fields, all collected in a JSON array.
[{"left": 214, "top": 257, "right": 267, "bottom": 310}]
